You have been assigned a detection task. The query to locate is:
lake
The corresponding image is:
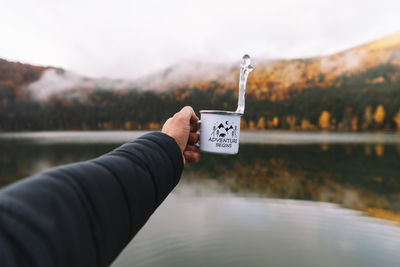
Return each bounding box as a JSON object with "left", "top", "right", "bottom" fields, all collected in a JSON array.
[{"left": 1, "top": 131, "right": 400, "bottom": 267}]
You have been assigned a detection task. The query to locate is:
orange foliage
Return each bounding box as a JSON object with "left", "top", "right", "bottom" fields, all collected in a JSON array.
[
  {"left": 301, "top": 119, "right": 315, "bottom": 130},
  {"left": 375, "top": 144, "right": 384, "bottom": 157},
  {"left": 248, "top": 120, "right": 256, "bottom": 130},
  {"left": 256, "top": 117, "right": 266, "bottom": 130},
  {"left": 351, "top": 116, "right": 358, "bottom": 132},
  {"left": 148, "top": 122, "right": 161, "bottom": 130},
  {"left": 373, "top": 105, "right": 386, "bottom": 125},
  {"left": 267, "top": 117, "right": 279, "bottom": 128},
  {"left": 393, "top": 110, "right": 400, "bottom": 131},
  {"left": 124, "top": 121, "right": 134, "bottom": 130},
  {"left": 318, "top": 111, "right": 330, "bottom": 130}
]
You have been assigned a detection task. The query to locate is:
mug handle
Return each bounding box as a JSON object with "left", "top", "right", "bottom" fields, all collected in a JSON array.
[{"left": 195, "top": 120, "right": 201, "bottom": 148}]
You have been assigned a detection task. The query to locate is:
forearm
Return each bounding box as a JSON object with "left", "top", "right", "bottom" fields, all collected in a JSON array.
[{"left": 0, "top": 132, "right": 183, "bottom": 267}]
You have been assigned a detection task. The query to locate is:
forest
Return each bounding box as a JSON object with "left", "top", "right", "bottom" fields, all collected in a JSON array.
[{"left": 0, "top": 57, "right": 400, "bottom": 131}]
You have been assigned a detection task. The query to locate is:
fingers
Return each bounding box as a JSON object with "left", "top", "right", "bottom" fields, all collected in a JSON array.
[
  {"left": 190, "top": 122, "right": 199, "bottom": 132},
  {"left": 179, "top": 106, "right": 199, "bottom": 123},
  {"left": 171, "top": 106, "right": 199, "bottom": 127},
  {"left": 185, "top": 144, "right": 198, "bottom": 152},
  {"left": 184, "top": 151, "right": 200, "bottom": 163},
  {"left": 188, "top": 132, "right": 199, "bottom": 145},
  {"left": 184, "top": 144, "right": 200, "bottom": 163},
  {"left": 162, "top": 106, "right": 200, "bottom": 165}
]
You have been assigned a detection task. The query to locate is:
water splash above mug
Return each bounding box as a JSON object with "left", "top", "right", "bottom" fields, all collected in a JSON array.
[
  {"left": 235, "top": 54, "right": 254, "bottom": 114},
  {"left": 197, "top": 54, "right": 254, "bottom": 154}
]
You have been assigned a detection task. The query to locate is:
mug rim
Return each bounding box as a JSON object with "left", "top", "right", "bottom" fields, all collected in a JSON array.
[{"left": 200, "top": 110, "right": 242, "bottom": 116}]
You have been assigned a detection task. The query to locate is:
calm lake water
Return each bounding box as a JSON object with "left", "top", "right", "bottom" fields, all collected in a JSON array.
[{"left": 1, "top": 131, "right": 400, "bottom": 267}]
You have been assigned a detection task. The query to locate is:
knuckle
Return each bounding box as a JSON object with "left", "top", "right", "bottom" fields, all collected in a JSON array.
[
  {"left": 183, "top": 106, "right": 193, "bottom": 113},
  {"left": 174, "top": 112, "right": 184, "bottom": 121}
]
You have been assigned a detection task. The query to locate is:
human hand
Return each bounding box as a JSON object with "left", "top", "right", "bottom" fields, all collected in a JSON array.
[{"left": 162, "top": 106, "right": 200, "bottom": 164}]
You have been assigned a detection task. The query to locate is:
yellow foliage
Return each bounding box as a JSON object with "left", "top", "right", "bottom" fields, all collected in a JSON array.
[
  {"left": 366, "top": 208, "right": 400, "bottom": 225},
  {"left": 102, "top": 122, "right": 113, "bottom": 130},
  {"left": 124, "top": 121, "right": 134, "bottom": 130},
  {"left": 176, "top": 91, "right": 190, "bottom": 101},
  {"left": 301, "top": 119, "right": 314, "bottom": 130},
  {"left": 267, "top": 117, "right": 279, "bottom": 128},
  {"left": 373, "top": 105, "right": 386, "bottom": 124},
  {"left": 248, "top": 120, "right": 256, "bottom": 130},
  {"left": 393, "top": 110, "right": 400, "bottom": 131},
  {"left": 320, "top": 144, "right": 329, "bottom": 151},
  {"left": 286, "top": 115, "right": 297, "bottom": 130},
  {"left": 318, "top": 111, "right": 330, "bottom": 129},
  {"left": 272, "top": 117, "right": 279, "bottom": 127},
  {"left": 367, "top": 76, "right": 385, "bottom": 84},
  {"left": 363, "top": 106, "right": 373, "bottom": 129},
  {"left": 148, "top": 122, "right": 161, "bottom": 130},
  {"left": 351, "top": 116, "right": 358, "bottom": 132},
  {"left": 256, "top": 117, "right": 266, "bottom": 130},
  {"left": 375, "top": 144, "right": 384, "bottom": 157}
]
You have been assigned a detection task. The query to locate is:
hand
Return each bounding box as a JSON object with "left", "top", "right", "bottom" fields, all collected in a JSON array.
[{"left": 162, "top": 106, "right": 200, "bottom": 164}]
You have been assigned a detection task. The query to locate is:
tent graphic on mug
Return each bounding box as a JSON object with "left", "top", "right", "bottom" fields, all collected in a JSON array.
[{"left": 211, "top": 122, "right": 238, "bottom": 138}]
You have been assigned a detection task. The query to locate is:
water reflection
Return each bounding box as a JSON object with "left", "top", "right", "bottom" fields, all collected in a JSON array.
[
  {"left": 113, "top": 193, "right": 400, "bottom": 267},
  {"left": 0, "top": 140, "right": 115, "bottom": 186},
  {"left": 185, "top": 144, "right": 400, "bottom": 224},
  {"left": 1, "top": 138, "right": 399, "bottom": 224},
  {"left": 1, "top": 133, "right": 400, "bottom": 266}
]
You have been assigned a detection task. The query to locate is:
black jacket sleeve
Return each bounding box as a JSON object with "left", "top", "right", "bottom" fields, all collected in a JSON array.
[{"left": 0, "top": 132, "right": 184, "bottom": 267}]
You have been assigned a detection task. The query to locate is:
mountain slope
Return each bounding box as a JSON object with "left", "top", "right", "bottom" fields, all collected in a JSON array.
[
  {"left": 233, "top": 31, "right": 400, "bottom": 101},
  {"left": 0, "top": 59, "right": 49, "bottom": 100},
  {"left": 0, "top": 32, "right": 400, "bottom": 131},
  {"left": 1, "top": 32, "right": 400, "bottom": 100}
]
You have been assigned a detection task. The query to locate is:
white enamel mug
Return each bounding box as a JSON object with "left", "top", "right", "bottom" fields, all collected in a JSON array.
[{"left": 198, "top": 110, "right": 241, "bottom": 154}]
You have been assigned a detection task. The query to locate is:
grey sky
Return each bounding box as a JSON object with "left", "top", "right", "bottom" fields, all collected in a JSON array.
[{"left": 1, "top": 0, "right": 399, "bottom": 79}]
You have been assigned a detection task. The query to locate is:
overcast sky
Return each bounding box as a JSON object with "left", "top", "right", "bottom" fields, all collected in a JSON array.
[{"left": 1, "top": 0, "right": 399, "bottom": 79}]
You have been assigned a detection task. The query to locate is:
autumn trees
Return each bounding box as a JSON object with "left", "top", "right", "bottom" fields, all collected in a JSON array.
[
  {"left": 0, "top": 85, "right": 399, "bottom": 131},
  {"left": 394, "top": 110, "right": 400, "bottom": 131},
  {"left": 0, "top": 58, "right": 400, "bottom": 131},
  {"left": 318, "top": 111, "right": 330, "bottom": 130}
]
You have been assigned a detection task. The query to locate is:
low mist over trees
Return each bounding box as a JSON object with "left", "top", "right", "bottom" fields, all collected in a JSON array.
[
  {"left": 1, "top": 31, "right": 400, "bottom": 132},
  {"left": 0, "top": 63, "right": 400, "bottom": 132}
]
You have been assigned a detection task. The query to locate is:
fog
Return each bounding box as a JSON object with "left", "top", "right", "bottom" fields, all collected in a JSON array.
[{"left": 28, "top": 60, "right": 238, "bottom": 99}]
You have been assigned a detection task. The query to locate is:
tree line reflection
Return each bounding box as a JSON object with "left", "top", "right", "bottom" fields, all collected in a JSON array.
[
  {"left": 1, "top": 141, "right": 399, "bottom": 224},
  {"left": 185, "top": 144, "right": 400, "bottom": 224}
]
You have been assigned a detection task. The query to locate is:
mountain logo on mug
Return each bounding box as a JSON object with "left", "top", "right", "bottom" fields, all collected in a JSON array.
[{"left": 210, "top": 121, "right": 238, "bottom": 138}]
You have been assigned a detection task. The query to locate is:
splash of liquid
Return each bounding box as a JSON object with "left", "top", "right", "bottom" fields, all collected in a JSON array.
[{"left": 235, "top": 54, "right": 254, "bottom": 114}]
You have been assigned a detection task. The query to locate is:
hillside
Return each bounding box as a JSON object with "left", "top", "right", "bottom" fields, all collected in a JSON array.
[
  {"left": 247, "top": 32, "right": 400, "bottom": 101},
  {"left": 0, "top": 32, "right": 400, "bottom": 131},
  {"left": 0, "top": 58, "right": 48, "bottom": 100},
  {"left": 165, "top": 32, "right": 400, "bottom": 101}
]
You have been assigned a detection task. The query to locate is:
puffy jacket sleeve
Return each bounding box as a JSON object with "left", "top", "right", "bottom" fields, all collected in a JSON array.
[{"left": 0, "top": 132, "right": 184, "bottom": 267}]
